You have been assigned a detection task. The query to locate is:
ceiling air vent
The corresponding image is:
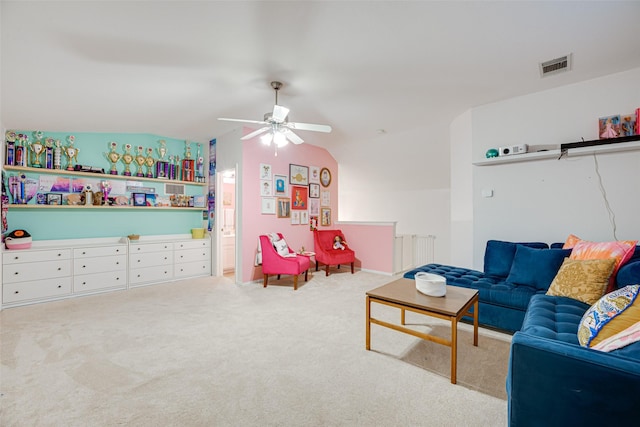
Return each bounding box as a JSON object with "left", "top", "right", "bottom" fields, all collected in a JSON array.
[
  {"left": 164, "top": 183, "right": 185, "bottom": 195},
  {"left": 539, "top": 54, "right": 572, "bottom": 77}
]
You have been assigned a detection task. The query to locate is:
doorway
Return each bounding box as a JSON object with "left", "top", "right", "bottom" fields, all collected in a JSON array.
[{"left": 218, "top": 169, "right": 236, "bottom": 278}]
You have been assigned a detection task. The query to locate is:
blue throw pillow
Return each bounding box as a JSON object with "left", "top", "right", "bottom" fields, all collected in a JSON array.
[
  {"left": 506, "top": 246, "right": 572, "bottom": 290},
  {"left": 484, "top": 240, "right": 549, "bottom": 278}
]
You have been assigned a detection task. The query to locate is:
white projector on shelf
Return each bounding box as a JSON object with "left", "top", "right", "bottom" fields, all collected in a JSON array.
[
  {"left": 499, "top": 144, "right": 528, "bottom": 156},
  {"left": 414, "top": 272, "right": 446, "bottom": 297}
]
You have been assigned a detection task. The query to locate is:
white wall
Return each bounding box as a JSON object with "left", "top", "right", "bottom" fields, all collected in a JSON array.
[{"left": 464, "top": 67, "right": 640, "bottom": 270}]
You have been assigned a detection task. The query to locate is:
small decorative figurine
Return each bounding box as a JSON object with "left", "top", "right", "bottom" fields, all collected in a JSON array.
[
  {"left": 485, "top": 148, "right": 499, "bottom": 158},
  {"left": 333, "top": 235, "right": 347, "bottom": 250}
]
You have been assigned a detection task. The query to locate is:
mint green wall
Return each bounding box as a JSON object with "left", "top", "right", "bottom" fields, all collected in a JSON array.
[{"left": 5, "top": 131, "right": 207, "bottom": 241}]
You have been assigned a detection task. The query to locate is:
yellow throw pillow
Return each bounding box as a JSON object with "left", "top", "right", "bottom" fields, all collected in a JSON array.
[{"left": 546, "top": 258, "right": 616, "bottom": 305}]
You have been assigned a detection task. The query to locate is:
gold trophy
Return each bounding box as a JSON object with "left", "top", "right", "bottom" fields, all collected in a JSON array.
[
  {"left": 145, "top": 147, "right": 155, "bottom": 178},
  {"left": 134, "top": 145, "right": 146, "bottom": 177},
  {"left": 105, "top": 141, "right": 121, "bottom": 175},
  {"left": 29, "top": 131, "right": 45, "bottom": 168},
  {"left": 63, "top": 135, "right": 79, "bottom": 171},
  {"left": 121, "top": 143, "right": 134, "bottom": 176}
]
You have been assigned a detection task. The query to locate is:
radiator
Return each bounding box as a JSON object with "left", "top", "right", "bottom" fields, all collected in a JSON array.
[
  {"left": 394, "top": 234, "right": 436, "bottom": 274},
  {"left": 413, "top": 235, "right": 436, "bottom": 266}
]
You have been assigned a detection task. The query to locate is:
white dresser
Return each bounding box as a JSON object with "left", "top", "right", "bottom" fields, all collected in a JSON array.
[{"left": 2, "top": 234, "right": 212, "bottom": 308}]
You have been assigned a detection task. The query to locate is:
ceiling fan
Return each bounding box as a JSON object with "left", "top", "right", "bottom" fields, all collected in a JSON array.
[{"left": 218, "top": 81, "right": 332, "bottom": 147}]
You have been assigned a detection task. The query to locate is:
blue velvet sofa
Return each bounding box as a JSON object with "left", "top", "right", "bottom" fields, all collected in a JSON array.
[{"left": 404, "top": 239, "right": 640, "bottom": 426}]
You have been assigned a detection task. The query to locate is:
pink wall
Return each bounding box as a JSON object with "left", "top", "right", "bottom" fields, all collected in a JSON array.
[
  {"left": 336, "top": 222, "right": 396, "bottom": 274},
  {"left": 242, "top": 140, "right": 338, "bottom": 283}
]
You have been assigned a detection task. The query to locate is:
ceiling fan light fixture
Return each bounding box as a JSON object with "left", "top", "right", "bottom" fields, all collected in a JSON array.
[
  {"left": 260, "top": 133, "right": 273, "bottom": 146},
  {"left": 273, "top": 131, "right": 288, "bottom": 147}
]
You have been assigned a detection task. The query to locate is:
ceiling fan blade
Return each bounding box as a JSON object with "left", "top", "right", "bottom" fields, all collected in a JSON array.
[
  {"left": 272, "top": 105, "right": 290, "bottom": 123},
  {"left": 241, "top": 127, "right": 270, "bottom": 140},
  {"left": 287, "top": 121, "right": 332, "bottom": 133},
  {"left": 283, "top": 129, "right": 304, "bottom": 145},
  {"left": 218, "top": 117, "right": 268, "bottom": 125}
]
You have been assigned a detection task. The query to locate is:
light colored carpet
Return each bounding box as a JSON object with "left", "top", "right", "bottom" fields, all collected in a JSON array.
[{"left": 1, "top": 271, "right": 508, "bottom": 426}]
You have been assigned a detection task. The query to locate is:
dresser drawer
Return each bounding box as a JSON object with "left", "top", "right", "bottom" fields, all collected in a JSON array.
[
  {"left": 130, "top": 242, "right": 173, "bottom": 254},
  {"left": 74, "top": 254, "right": 126, "bottom": 275},
  {"left": 129, "top": 265, "right": 174, "bottom": 285},
  {"left": 174, "top": 247, "right": 209, "bottom": 263},
  {"left": 3, "top": 249, "right": 71, "bottom": 265},
  {"left": 73, "top": 270, "right": 127, "bottom": 293},
  {"left": 175, "top": 239, "right": 210, "bottom": 250},
  {"left": 3, "top": 259, "right": 71, "bottom": 284},
  {"left": 3, "top": 277, "right": 72, "bottom": 304},
  {"left": 174, "top": 261, "right": 211, "bottom": 278},
  {"left": 74, "top": 245, "right": 126, "bottom": 259},
  {"left": 129, "top": 251, "right": 172, "bottom": 268}
]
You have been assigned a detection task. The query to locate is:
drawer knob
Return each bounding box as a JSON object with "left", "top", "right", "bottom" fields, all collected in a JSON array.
[
  {"left": 116, "top": 277, "right": 120, "bottom": 280},
  {"left": 82, "top": 251, "right": 86, "bottom": 255},
  {"left": 138, "top": 260, "right": 141, "bottom": 263},
  {"left": 14, "top": 272, "right": 19, "bottom": 275},
  {"left": 137, "top": 274, "right": 141, "bottom": 277},
  {"left": 14, "top": 256, "right": 19, "bottom": 260},
  {"left": 14, "top": 291, "right": 19, "bottom": 294},
  {"left": 116, "top": 262, "right": 120, "bottom": 265},
  {"left": 82, "top": 265, "right": 86, "bottom": 268},
  {"left": 116, "top": 249, "right": 120, "bottom": 252},
  {"left": 58, "top": 285, "right": 62, "bottom": 288},
  {"left": 57, "top": 253, "right": 61, "bottom": 257},
  {"left": 58, "top": 267, "right": 62, "bottom": 271},
  {"left": 82, "top": 282, "right": 86, "bottom": 285}
]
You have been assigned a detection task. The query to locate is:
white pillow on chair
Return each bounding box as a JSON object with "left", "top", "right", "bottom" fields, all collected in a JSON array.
[{"left": 273, "top": 238, "right": 290, "bottom": 257}]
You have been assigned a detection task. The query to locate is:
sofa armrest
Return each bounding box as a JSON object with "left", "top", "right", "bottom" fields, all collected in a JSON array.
[
  {"left": 617, "top": 259, "right": 640, "bottom": 287},
  {"left": 508, "top": 332, "right": 640, "bottom": 427}
]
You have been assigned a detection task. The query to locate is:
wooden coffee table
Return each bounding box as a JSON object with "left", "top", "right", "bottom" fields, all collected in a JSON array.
[{"left": 366, "top": 278, "right": 479, "bottom": 384}]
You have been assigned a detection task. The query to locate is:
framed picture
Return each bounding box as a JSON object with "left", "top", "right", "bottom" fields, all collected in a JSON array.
[
  {"left": 291, "top": 185, "right": 308, "bottom": 210},
  {"left": 309, "top": 183, "right": 320, "bottom": 198},
  {"left": 146, "top": 193, "right": 158, "bottom": 206},
  {"left": 289, "top": 164, "right": 309, "bottom": 186},
  {"left": 321, "top": 208, "right": 331, "bottom": 226},
  {"left": 599, "top": 115, "right": 621, "bottom": 139},
  {"left": 291, "top": 211, "right": 301, "bottom": 225},
  {"left": 309, "top": 215, "right": 318, "bottom": 231},
  {"left": 309, "top": 199, "right": 320, "bottom": 216},
  {"left": 321, "top": 190, "right": 331, "bottom": 207},
  {"left": 320, "top": 167, "right": 331, "bottom": 187},
  {"left": 300, "top": 210, "right": 309, "bottom": 225},
  {"left": 261, "top": 197, "right": 276, "bottom": 214},
  {"left": 309, "top": 166, "right": 320, "bottom": 184},
  {"left": 259, "top": 163, "right": 272, "bottom": 180},
  {"left": 46, "top": 193, "right": 63, "bottom": 205},
  {"left": 277, "top": 197, "right": 291, "bottom": 218},
  {"left": 132, "top": 193, "right": 147, "bottom": 207},
  {"left": 260, "top": 179, "right": 273, "bottom": 196},
  {"left": 274, "top": 174, "right": 288, "bottom": 195}
]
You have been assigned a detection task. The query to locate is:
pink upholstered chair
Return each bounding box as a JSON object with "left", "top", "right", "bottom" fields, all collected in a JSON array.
[
  {"left": 313, "top": 229, "right": 355, "bottom": 276},
  {"left": 259, "top": 234, "right": 310, "bottom": 290}
]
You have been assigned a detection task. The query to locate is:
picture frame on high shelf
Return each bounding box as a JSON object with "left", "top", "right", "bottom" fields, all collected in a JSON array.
[
  {"left": 291, "top": 185, "right": 308, "bottom": 210},
  {"left": 46, "top": 193, "right": 63, "bottom": 205},
  {"left": 320, "top": 208, "right": 331, "bottom": 226},
  {"left": 277, "top": 197, "right": 291, "bottom": 218},
  {"left": 132, "top": 193, "right": 147, "bottom": 207},
  {"left": 289, "top": 164, "right": 309, "bottom": 186},
  {"left": 274, "top": 174, "right": 288, "bottom": 195},
  {"left": 309, "top": 166, "right": 320, "bottom": 184},
  {"left": 261, "top": 197, "right": 276, "bottom": 215},
  {"left": 309, "top": 183, "right": 320, "bottom": 198},
  {"left": 320, "top": 167, "right": 331, "bottom": 187}
]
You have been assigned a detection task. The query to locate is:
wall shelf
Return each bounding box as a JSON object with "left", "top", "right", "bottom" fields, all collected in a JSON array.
[
  {"left": 473, "top": 136, "right": 640, "bottom": 166},
  {"left": 3, "top": 165, "right": 207, "bottom": 186},
  {"left": 7, "top": 204, "right": 203, "bottom": 211}
]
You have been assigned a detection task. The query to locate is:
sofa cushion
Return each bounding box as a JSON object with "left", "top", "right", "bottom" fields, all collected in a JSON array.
[
  {"left": 563, "top": 235, "right": 637, "bottom": 293},
  {"left": 484, "top": 240, "right": 548, "bottom": 278},
  {"left": 520, "top": 294, "right": 590, "bottom": 344},
  {"left": 546, "top": 258, "right": 616, "bottom": 305},
  {"left": 578, "top": 285, "right": 640, "bottom": 350},
  {"left": 506, "top": 246, "right": 572, "bottom": 291}
]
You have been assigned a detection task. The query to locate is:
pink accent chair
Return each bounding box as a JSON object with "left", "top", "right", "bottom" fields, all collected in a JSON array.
[
  {"left": 259, "top": 234, "right": 310, "bottom": 290},
  {"left": 313, "top": 229, "right": 355, "bottom": 276}
]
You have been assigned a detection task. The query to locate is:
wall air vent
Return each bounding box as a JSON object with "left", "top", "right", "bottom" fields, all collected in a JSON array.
[
  {"left": 164, "top": 183, "right": 185, "bottom": 195},
  {"left": 539, "top": 54, "right": 572, "bottom": 77}
]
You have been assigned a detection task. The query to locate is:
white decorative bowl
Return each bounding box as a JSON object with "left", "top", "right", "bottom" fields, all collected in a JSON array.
[{"left": 415, "top": 272, "right": 446, "bottom": 297}]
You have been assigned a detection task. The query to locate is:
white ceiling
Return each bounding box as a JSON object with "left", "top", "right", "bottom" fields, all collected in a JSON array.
[{"left": 2, "top": 1, "right": 640, "bottom": 191}]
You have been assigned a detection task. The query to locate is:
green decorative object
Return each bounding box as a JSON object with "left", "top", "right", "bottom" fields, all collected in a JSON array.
[{"left": 486, "top": 148, "right": 499, "bottom": 158}]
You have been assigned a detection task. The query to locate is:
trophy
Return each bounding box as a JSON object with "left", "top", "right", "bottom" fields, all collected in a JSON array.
[
  {"left": 29, "top": 131, "right": 45, "bottom": 168},
  {"left": 145, "top": 147, "right": 155, "bottom": 178},
  {"left": 121, "top": 143, "right": 134, "bottom": 176},
  {"left": 5, "top": 130, "right": 16, "bottom": 166},
  {"left": 155, "top": 139, "right": 169, "bottom": 179},
  {"left": 105, "top": 141, "right": 121, "bottom": 175},
  {"left": 63, "top": 135, "right": 79, "bottom": 171},
  {"left": 181, "top": 140, "right": 194, "bottom": 182},
  {"left": 195, "top": 142, "right": 204, "bottom": 183},
  {"left": 53, "top": 139, "right": 63, "bottom": 170},
  {"left": 100, "top": 180, "right": 111, "bottom": 204},
  {"left": 44, "top": 138, "right": 54, "bottom": 169},
  {"left": 134, "top": 145, "right": 146, "bottom": 177},
  {"left": 15, "top": 133, "right": 28, "bottom": 167}
]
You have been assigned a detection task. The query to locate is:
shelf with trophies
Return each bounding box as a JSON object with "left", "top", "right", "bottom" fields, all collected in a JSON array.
[{"left": 3, "top": 130, "right": 208, "bottom": 210}]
